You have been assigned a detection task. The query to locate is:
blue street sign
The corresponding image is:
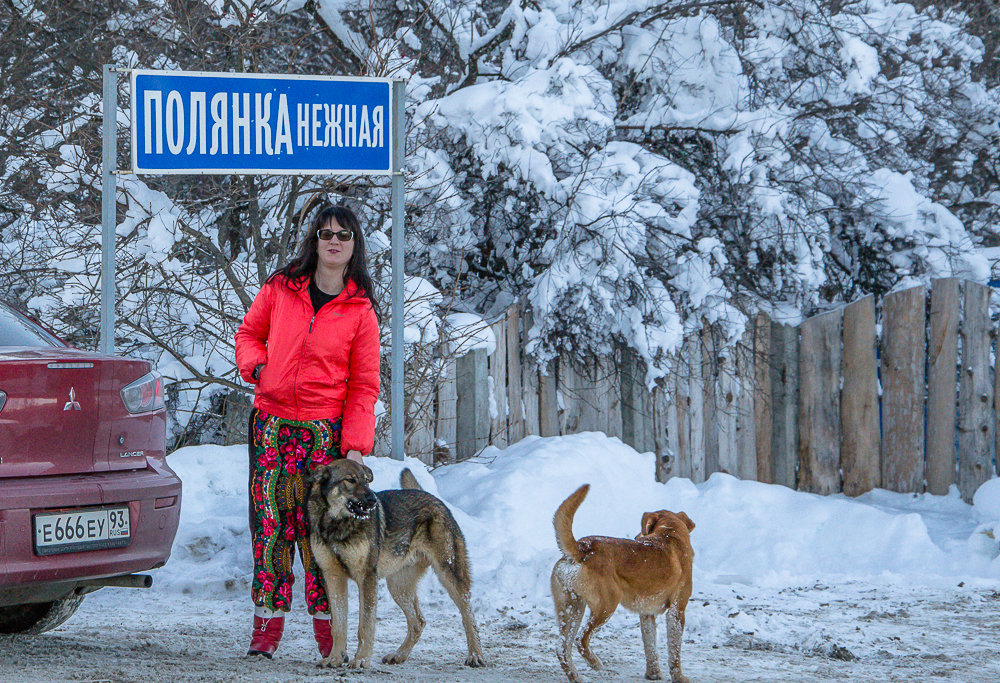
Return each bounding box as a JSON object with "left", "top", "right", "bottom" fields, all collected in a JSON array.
[{"left": 130, "top": 70, "right": 393, "bottom": 175}]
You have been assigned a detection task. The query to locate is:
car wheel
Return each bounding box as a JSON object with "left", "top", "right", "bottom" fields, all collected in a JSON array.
[{"left": 0, "top": 594, "right": 86, "bottom": 635}]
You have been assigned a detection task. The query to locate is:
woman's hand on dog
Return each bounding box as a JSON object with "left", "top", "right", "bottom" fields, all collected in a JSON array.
[{"left": 345, "top": 450, "right": 363, "bottom": 463}]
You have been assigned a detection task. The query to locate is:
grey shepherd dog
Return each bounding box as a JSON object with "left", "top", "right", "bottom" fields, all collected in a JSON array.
[{"left": 306, "top": 459, "right": 486, "bottom": 669}]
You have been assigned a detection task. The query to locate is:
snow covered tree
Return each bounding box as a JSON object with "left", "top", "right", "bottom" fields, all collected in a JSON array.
[
  {"left": 353, "top": 0, "right": 999, "bottom": 378},
  {"left": 1, "top": 0, "right": 998, "bottom": 439}
]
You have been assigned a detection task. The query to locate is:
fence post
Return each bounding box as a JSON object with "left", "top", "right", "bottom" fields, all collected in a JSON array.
[
  {"left": 572, "top": 359, "right": 596, "bottom": 431},
  {"left": 488, "top": 317, "right": 509, "bottom": 448},
  {"left": 841, "top": 295, "right": 880, "bottom": 496},
  {"left": 520, "top": 302, "right": 541, "bottom": 436},
  {"left": 674, "top": 354, "right": 692, "bottom": 480},
  {"left": 522, "top": 362, "right": 540, "bottom": 437},
  {"left": 456, "top": 348, "right": 489, "bottom": 459},
  {"left": 717, "top": 349, "right": 739, "bottom": 476},
  {"left": 539, "top": 361, "right": 560, "bottom": 437},
  {"left": 959, "top": 282, "right": 993, "bottom": 501},
  {"left": 407, "top": 378, "right": 436, "bottom": 465},
  {"left": 538, "top": 361, "right": 562, "bottom": 436},
  {"left": 595, "top": 357, "right": 623, "bottom": 439},
  {"left": 701, "top": 328, "right": 720, "bottom": 476},
  {"left": 653, "top": 384, "right": 675, "bottom": 481},
  {"left": 753, "top": 313, "right": 774, "bottom": 484},
  {"left": 771, "top": 322, "right": 799, "bottom": 489},
  {"left": 797, "top": 308, "right": 843, "bottom": 494},
  {"left": 993, "top": 310, "right": 1000, "bottom": 484},
  {"left": 926, "top": 279, "right": 960, "bottom": 495},
  {"left": 506, "top": 306, "right": 524, "bottom": 443},
  {"left": 622, "top": 348, "right": 654, "bottom": 453},
  {"left": 435, "top": 357, "right": 458, "bottom": 463},
  {"left": 558, "top": 357, "right": 582, "bottom": 434},
  {"left": 735, "top": 325, "right": 757, "bottom": 480},
  {"left": 881, "top": 286, "right": 926, "bottom": 492},
  {"left": 686, "top": 336, "right": 706, "bottom": 482}
]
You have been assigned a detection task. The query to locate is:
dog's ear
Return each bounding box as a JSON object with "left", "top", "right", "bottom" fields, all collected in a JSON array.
[
  {"left": 641, "top": 512, "right": 657, "bottom": 537},
  {"left": 362, "top": 464, "right": 374, "bottom": 483},
  {"left": 306, "top": 466, "right": 328, "bottom": 492},
  {"left": 305, "top": 468, "right": 317, "bottom": 491},
  {"left": 678, "top": 512, "right": 695, "bottom": 532}
]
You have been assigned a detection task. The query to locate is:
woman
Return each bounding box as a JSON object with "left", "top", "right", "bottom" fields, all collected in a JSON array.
[{"left": 234, "top": 204, "right": 381, "bottom": 659}]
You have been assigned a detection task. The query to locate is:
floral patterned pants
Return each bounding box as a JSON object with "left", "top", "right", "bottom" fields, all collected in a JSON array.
[{"left": 248, "top": 408, "right": 342, "bottom": 614}]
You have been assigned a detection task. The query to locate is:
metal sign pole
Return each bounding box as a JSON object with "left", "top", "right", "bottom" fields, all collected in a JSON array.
[
  {"left": 390, "top": 79, "right": 406, "bottom": 460},
  {"left": 100, "top": 65, "right": 117, "bottom": 355}
]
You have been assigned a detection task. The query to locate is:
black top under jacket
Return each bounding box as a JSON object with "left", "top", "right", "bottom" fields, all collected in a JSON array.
[{"left": 309, "top": 277, "right": 339, "bottom": 313}]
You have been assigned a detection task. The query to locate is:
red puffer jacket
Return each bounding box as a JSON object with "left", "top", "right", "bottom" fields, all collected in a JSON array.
[{"left": 234, "top": 275, "right": 381, "bottom": 455}]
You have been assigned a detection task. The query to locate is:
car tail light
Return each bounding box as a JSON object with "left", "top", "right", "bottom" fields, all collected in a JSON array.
[
  {"left": 0, "top": 390, "right": 6, "bottom": 413},
  {"left": 121, "top": 372, "right": 164, "bottom": 413}
]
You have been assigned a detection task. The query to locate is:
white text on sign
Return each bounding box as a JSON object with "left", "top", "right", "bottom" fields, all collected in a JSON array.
[{"left": 142, "top": 90, "right": 386, "bottom": 157}]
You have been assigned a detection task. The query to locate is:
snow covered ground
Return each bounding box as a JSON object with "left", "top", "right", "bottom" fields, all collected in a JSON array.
[{"left": 5, "top": 433, "right": 1000, "bottom": 682}]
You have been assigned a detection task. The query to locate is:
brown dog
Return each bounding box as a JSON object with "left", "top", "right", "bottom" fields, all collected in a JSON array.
[
  {"left": 550, "top": 484, "right": 695, "bottom": 682},
  {"left": 307, "top": 460, "right": 486, "bottom": 669}
]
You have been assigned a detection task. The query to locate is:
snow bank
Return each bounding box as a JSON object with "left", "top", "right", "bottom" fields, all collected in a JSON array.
[
  {"left": 156, "top": 445, "right": 250, "bottom": 594},
  {"left": 435, "top": 434, "right": 995, "bottom": 607},
  {"left": 973, "top": 478, "right": 1000, "bottom": 522},
  {"left": 966, "top": 478, "right": 1000, "bottom": 568},
  {"left": 158, "top": 433, "right": 1000, "bottom": 613}
]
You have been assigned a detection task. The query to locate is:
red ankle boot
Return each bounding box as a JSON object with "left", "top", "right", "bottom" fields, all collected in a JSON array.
[
  {"left": 247, "top": 614, "right": 284, "bottom": 658},
  {"left": 313, "top": 617, "right": 333, "bottom": 658}
]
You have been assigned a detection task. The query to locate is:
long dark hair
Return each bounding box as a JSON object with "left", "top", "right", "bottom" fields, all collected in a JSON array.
[{"left": 268, "top": 204, "right": 382, "bottom": 322}]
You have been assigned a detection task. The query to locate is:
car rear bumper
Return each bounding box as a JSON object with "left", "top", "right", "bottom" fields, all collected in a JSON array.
[{"left": 0, "top": 459, "right": 181, "bottom": 605}]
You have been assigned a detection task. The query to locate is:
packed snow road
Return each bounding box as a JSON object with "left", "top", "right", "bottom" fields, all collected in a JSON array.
[
  {"left": 5, "top": 433, "right": 1000, "bottom": 681},
  {"left": 2, "top": 580, "right": 999, "bottom": 682}
]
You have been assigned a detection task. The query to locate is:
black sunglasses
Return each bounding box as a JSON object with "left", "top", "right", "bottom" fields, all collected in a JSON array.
[{"left": 316, "top": 228, "right": 354, "bottom": 242}]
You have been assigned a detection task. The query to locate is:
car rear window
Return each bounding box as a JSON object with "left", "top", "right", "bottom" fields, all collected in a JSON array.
[{"left": 0, "top": 303, "right": 62, "bottom": 347}]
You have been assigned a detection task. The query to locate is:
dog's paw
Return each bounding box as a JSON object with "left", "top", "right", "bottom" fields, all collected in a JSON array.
[
  {"left": 645, "top": 668, "right": 663, "bottom": 681},
  {"left": 578, "top": 649, "right": 602, "bottom": 670},
  {"left": 382, "top": 652, "right": 407, "bottom": 665},
  {"left": 347, "top": 655, "right": 369, "bottom": 669},
  {"left": 464, "top": 652, "right": 487, "bottom": 668},
  {"left": 669, "top": 672, "right": 690, "bottom": 683},
  {"left": 317, "top": 653, "right": 347, "bottom": 669}
]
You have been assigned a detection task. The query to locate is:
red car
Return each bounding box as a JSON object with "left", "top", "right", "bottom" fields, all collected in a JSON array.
[{"left": 0, "top": 301, "right": 181, "bottom": 634}]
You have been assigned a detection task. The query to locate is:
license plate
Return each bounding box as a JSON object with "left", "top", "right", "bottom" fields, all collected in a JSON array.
[{"left": 33, "top": 507, "right": 131, "bottom": 556}]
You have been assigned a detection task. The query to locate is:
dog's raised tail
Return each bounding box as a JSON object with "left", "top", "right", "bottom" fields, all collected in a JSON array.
[
  {"left": 553, "top": 484, "right": 590, "bottom": 562},
  {"left": 400, "top": 468, "right": 422, "bottom": 491}
]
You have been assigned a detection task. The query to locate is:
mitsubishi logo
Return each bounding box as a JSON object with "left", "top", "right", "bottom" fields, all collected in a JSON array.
[{"left": 64, "top": 386, "right": 81, "bottom": 411}]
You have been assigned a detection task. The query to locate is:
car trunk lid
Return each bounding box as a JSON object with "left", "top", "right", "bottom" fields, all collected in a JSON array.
[{"left": 0, "top": 348, "right": 114, "bottom": 478}]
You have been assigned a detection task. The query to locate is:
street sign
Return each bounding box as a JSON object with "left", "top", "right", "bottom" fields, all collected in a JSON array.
[
  {"left": 130, "top": 70, "right": 392, "bottom": 175},
  {"left": 106, "top": 67, "right": 408, "bottom": 460}
]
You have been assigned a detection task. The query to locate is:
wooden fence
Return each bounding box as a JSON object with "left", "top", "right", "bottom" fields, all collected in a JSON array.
[
  {"left": 398, "top": 280, "right": 1000, "bottom": 502},
  {"left": 783, "top": 279, "right": 999, "bottom": 502}
]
